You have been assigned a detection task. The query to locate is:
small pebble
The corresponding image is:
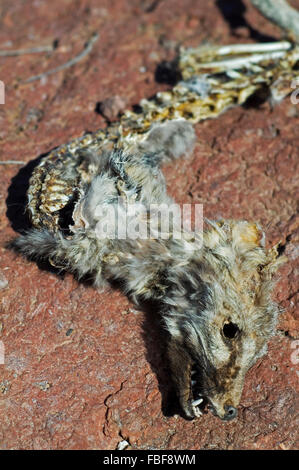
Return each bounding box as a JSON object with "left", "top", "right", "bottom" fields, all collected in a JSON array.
[
  {"left": 117, "top": 440, "right": 130, "bottom": 450},
  {"left": 96, "top": 95, "right": 127, "bottom": 121}
]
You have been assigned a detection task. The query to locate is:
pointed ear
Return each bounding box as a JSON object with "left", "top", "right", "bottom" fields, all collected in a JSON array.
[
  {"left": 204, "top": 220, "right": 265, "bottom": 253},
  {"left": 259, "top": 244, "right": 287, "bottom": 279}
]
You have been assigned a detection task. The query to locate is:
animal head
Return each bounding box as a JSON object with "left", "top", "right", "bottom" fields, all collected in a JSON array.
[{"left": 163, "top": 220, "right": 285, "bottom": 420}]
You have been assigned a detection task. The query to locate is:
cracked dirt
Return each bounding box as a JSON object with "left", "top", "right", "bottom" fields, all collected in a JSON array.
[{"left": 0, "top": 0, "right": 298, "bottom": 450}]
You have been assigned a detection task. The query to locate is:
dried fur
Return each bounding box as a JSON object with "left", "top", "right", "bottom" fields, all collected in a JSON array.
[{"left": 12, "top": 119, "right": 285, "bottom": 420}]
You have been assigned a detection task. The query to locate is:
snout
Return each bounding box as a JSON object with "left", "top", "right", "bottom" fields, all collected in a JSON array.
[{"left": 207, "top": 377, "right": 244, "bottom": 421}]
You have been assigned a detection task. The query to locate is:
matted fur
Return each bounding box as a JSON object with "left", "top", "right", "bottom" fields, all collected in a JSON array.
[{"left": 13, "top": 118, "right": 285, "bottom": 421}]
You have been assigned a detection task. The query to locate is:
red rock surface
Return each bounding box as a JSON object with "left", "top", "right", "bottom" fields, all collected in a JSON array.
[{"left": 0, "top": 0, "right": 298, "bottom": 450}]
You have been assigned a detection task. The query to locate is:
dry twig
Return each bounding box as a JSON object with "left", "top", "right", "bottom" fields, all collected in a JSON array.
[
  {"left": 0, "top": 161, "right": 25, "bottom": 165},
  {"left": 0, "top": 45, "right": 54, "bottom": 57}
]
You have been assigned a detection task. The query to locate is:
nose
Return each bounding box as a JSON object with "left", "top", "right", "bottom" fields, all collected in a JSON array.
[{"left": 223, "top": 405, "right": 238, "bottom": 421}]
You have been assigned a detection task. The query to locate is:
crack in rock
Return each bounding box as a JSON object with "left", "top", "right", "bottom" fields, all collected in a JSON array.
[{"left": 102, "top": 380, "right": 127, "bottom": 438}]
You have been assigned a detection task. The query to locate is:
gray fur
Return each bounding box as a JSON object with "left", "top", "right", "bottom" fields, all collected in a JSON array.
[{"left": 12, "top": 119, "right": 285, "bottom": 420}]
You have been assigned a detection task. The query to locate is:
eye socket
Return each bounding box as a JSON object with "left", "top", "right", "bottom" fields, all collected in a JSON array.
[{"left": 222, "top": 322, "right": 240, "bottom": 339}]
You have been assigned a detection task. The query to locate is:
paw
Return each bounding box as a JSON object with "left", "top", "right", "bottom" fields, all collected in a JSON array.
[{"left": 191, "top": 398, "right": 203, "bottom": 418}]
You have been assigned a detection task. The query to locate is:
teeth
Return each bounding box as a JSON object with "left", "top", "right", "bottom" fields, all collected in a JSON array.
[
  {"left": 192, "top": 398, "right": 203, "bottom": 407},
  {"left": 192, "top": 404, "right": 203, "bottom": 417}
]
